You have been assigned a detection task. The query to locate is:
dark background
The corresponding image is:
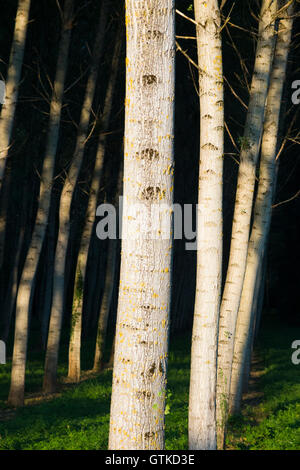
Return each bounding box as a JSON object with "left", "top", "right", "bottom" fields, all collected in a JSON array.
[{"left": 0, "top": 0, "right": 299, "bottom": 350}]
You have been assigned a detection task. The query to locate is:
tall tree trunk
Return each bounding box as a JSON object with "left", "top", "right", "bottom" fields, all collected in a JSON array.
[
  {"left": 0, "top": 0, "right": 31, "bottom": 268},
  {"left": 67, "top": 24, "right": 122, "bottom": 384},
  {"left": 216, "top": 0, "right": 277, "bottom": 449},
  {"left": 229, "top": 2, "right": 293, "bottom": 416},
  {"left": 188, "top": 0, "right": 224, "bottom": 451},
  {"left": 42, "top": 0, "right": 109, "bottom": 394},
  {"left": 7, "top": 0, "right": 73, "bottom": 407},
  {"left": 108, "top": 0, "right": 175, "bottom": 450}
]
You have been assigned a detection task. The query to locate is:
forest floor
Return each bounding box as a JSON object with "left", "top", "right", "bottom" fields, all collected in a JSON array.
[{"left": 0, "top": 315, "right": 299, "bottom": 450}]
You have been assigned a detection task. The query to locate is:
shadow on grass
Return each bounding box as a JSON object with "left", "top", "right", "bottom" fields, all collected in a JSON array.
[
  {"left": 0, "top": 371, "right": 112, "bottom": 450},
  {"left": 1, "top": 318, "right": 299, "bottom": 450},
  {"left": 226, "top": 316, "right": 300, "bottom": 450}
]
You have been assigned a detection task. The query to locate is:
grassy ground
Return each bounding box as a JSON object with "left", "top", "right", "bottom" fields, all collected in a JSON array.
[
  {"left": 226, "top": 315, "right": 300, "bottom": 450},
  {"left": 0, "top": 315, "right": 299, "bottom": 450}
]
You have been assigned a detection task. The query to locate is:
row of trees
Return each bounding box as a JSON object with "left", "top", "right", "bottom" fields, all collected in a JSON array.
[
  {"left": 0, "top": 0, "right": 298, "bottom": 450},
  {"left": 1, "top": 0, "right": 124, "bottom": 405}
]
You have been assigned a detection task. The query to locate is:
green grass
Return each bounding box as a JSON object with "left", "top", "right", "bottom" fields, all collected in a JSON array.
[
  {"left": 226, "top": 316, "right": 300, "bottom": 450},
  {"left": 0, "top": 316, "right": 299, "bottom": 450}
]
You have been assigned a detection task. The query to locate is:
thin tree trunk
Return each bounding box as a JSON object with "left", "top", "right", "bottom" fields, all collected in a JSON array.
[
  {"left": 253, "top": 250, "right": 268, "bottom": 340},
  {"left": 67, "top": 24, "right": 122, "bottom": 384},
  {"left": 7, "top": 0, "right": 73, "bottom": 407},
  {"left": 241, "top": 250, "right": 265, "bottom": 394},
  {"left": 0, "top": 0, "right": 31, "bottom": 268},
  {"left": 40, "top": 204, "right": 56, "bottom": 350},
  {"left": 93, "top": 160, "right": 123, "bottom": 372},
  {"left": 106, "top": 332, "right": 115, "bottom": 369},
  {"left": 229, "top": 3, "right": 293, "bottom": 415},
  {"left": 93, "top": 239, "right": 117, "bottom": 372},
  {"left": 108, "top": 0, "right": 175, "bottom": 450},
  {"left": 1, "top": 223, "right": 24, "bottom": 343},
  {"left": 216, "top": 0, "right": 277, "bottom": 449},
  {"left": 188, "top": 0, "right": 224, "bottom": 451},
  {"left": 0, "top": 154, "right": 30, "bottom": 342},
  {"left": 43, "top": 0, "right": 109, "bottom": 393}
]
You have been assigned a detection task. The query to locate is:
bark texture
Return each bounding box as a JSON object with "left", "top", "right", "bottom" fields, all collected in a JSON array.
[
  {"left": 229, "top": 1, "right": 293, "bottom": 416},
  {"left": 188, "top": 0, "right": 224, "bottom": 451},
  {"left": 216, "top": 0, "right": 277, "bottom": 449},
  {"left": 109, "top": 0, "right": 175, "bottom": 450}
]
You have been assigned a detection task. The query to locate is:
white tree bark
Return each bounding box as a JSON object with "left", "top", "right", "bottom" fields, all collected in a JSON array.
[
  {"left": 216, "top": 0, "right": 277, "bottom": 448},
  {"left": 66, "top": 23, "right": 122, "bottom": 384},
  {"left": 0, "top": 0, "right": 31, "bottom": 267},
  {"left": 7, "top": 0, "right": 73, "bottom": 407},
  {"left": 43, "top": 0, "right": 109, "bottom": 393},
  {"left": 229, "top": 1, "right": 294, "bottom": 416},
  {"left": 188, "top": 0, "right": 224, "bottom": 451},
  {"left": 0, "top": 0, "right": 31, "bottom": 187},
  {"left": 108, "top": 0, "right": 175, "bottom": 450}
]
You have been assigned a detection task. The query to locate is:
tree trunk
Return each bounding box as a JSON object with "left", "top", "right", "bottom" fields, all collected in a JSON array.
[
  {"left": 43, "top": 0, "right": 109, "bottom": 393},
  {"left": 253, "top": 250, "right": 268, "bottom": 340},
  {"left": 7, "top": 0, "right": 73, "bottom": 407},
  {"left": 0, "top": 0, "right": 31, "bottom": 268},
  {"left": 216, "top": 0, "right": 277, "bottom": 449},
  {"left": 188, "top": 0, "right": 224, "bottom": 451},
  {"left": 93, "top": 239, "right": 117, "bottom": 372},
  {"left": 241, "top": 249, "right": 266, "bottom": 394},
  {"left": 93, "top": 159, "right": 123, "bottom": 372},
  {"left": 108, "top": 0, "right": 175, "bottom": 450},
  {"left": 107, "top": 333, "right": 115, "bottom": 369},
  {"left": 0, "top": 223, "right": 24, "bottom": 343},
  {"left": 229, "top": 2, "right": 293, "bottom": 416},
  {"left": 67, "top": 23, "right": 122, "bottom": 383},
  {"left": 40, "top": 205, "right": 56, "bottom": 350}
]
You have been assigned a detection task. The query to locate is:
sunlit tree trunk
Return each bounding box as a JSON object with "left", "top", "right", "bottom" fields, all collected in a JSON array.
[
  {"left": 0, "top": 0, "right": 31, "bottom": 268},
  {"left": 67, "top": 24, "right": 122, "bottom": 384},
  {"left": 216, "top": 0, "right": 277, "bottom": 449},
  {"left": 108, "top": 0, "right": 175, "bottom": 450},
  {"left": 7, "top": 0, "right": 73, "bottom": 407},
  {"left": 188, "top": 0, "right": 224, "bottom": 451},
  {"left": 229, "top": 1, "right": 293, "bottom": 416},
  {"left": 43, "top": 0, "right": 109, "bottom": 393}
]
